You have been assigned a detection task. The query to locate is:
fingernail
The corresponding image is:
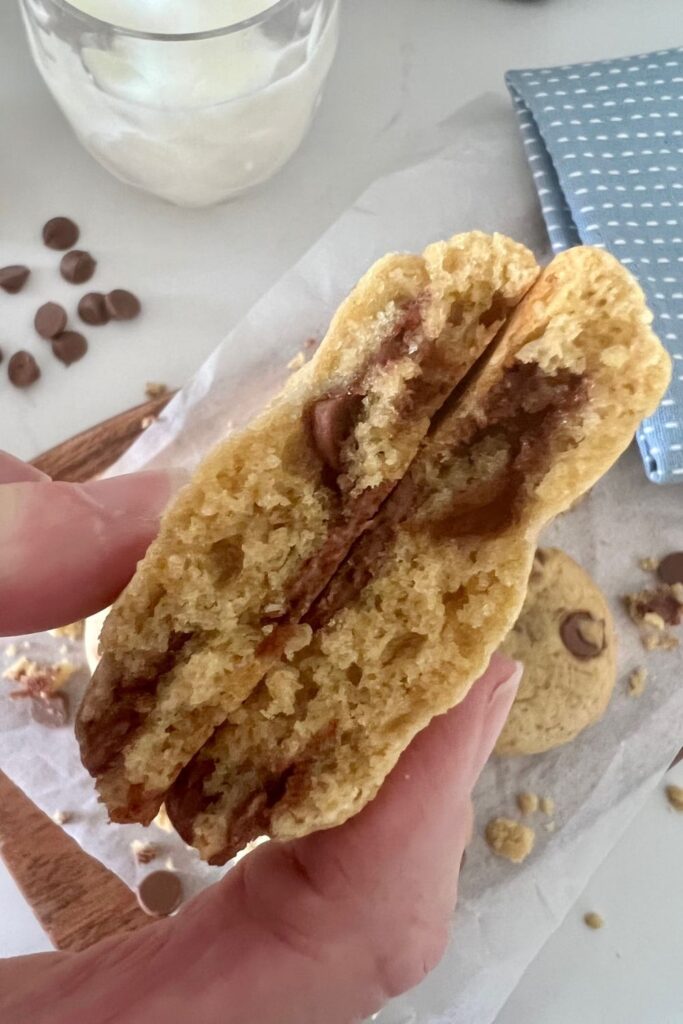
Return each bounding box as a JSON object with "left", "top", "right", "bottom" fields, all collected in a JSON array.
[{"left": 75, "top": 469, "right": 184, "bottom": 522}]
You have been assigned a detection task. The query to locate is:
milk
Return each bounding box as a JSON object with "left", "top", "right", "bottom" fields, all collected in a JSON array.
[
  {"left": 64, "top": 1, "right": 279, "bottom": 34},
  {"left": 21, "top": 0, "right": 339, "bottom": 205}
]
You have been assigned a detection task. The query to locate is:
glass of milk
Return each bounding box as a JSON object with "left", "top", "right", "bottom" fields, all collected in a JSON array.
[{"left": 20, "top": 0, "right": 340, "bottom": 206}]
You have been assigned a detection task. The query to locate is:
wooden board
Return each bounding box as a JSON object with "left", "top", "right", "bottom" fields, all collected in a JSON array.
[{"left": 0, "top": 772, "right": 150, "bottom": 952}]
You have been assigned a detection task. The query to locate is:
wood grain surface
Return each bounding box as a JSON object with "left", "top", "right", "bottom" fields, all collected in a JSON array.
[
  {"left": 31, "top": 389, "right": 176, "bottom": 482},
  {"left": 0, "top": 772, "right": 151, "bottom": 952}
]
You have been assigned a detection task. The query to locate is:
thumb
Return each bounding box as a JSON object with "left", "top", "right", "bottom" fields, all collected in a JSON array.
[{"left": 0, "top": 657, "right": 521, "bottom": 1024}]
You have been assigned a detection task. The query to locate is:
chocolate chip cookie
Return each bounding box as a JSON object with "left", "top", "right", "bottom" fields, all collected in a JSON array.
[
  {"left": 77, "top": 242, "right": 670, "bottom": 861},
  {"left": 77, "top": 231, "right": 540, "bottom": 824},
  {"left": 496, "top": 548, "right": 617, "bottom": 756}
]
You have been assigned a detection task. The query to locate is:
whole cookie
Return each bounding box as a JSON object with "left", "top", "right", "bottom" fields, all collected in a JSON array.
[{"left": 496, "top": 548, "right": 616, "bottom": 756}]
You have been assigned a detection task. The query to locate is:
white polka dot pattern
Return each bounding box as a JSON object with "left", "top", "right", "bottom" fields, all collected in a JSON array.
[{"left": 507, "top": 47, "right": 683, "bottom": 484}]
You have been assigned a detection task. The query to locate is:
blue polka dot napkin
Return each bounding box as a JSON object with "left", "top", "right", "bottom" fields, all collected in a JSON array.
[{"left": 506, "top": 47, "right": 683, "bottom": 484}]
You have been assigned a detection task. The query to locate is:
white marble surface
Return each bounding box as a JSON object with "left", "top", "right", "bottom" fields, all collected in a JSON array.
[{"left": 1, "top": 0, "right": 683, "bottom": 1019}]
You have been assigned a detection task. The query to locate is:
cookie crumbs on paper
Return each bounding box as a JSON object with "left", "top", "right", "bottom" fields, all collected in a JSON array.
[
  {"left": 3, "top": 657, "right": 74, "bottom": 692},
  {"left": 145, "top": 382, "right": 168, "bottom": 400},
  {"left": 584, "top": 912, "right": 604, "bottom": 930},
  {"left": 539, "top": 795, "right": 555, "bottom": 816},
  {"left": 627, "top": 666, "right": 648, "bottom": 697},
  {"left": 665, "top": 785, "right": 683, "bottom": 812},
  {"left": 485, "top": 818, "right": 535, "bottom": 864},
  {"left": 638, "top": 556, "right": 659, "bottom": 573},
  {"left": 516, "top": 791, "right": 539, "bottom": 816},
  {"left": 52, "top": 810, "right": 73, "bottom": 825},
  {"left": 131, "top": 840, "right": 158, "bottom": 864}
]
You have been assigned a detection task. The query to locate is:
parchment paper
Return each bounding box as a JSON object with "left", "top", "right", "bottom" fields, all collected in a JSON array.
[{"left": 2, "top": 97, "right": 682, "bottom": 1024}]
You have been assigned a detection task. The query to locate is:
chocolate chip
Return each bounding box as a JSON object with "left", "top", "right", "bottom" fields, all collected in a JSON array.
[
  {"left": 60, "top": 250, "right": 96, "bottom": 285},
  {"left": 480, "top": 292, "right": 512, "bottom": 328},
  {"left": 136, "top": 870, "right": 183, "bottom": 917},
  {"left": 35, "top": 301, "right": 67, "bottom": 339},
  {"left": 30, "top": 692, "right": 69, "bottom": 727},
  {"left": 8, "top": 351, "right": 40, "bottom": 388},
  {"left": 52, "top": 331, "right": 88, "bottom": 365},
  {"left": 105, "top": 289, "right": 141, "bottom": 321},
  {"left": 310, "top": 393, "right": 363, "bottom": 472},
  {"left": 42, "top": 216, "right": 79, "bottom": 251},
  {"left": 0, "top": 265, "right": 30, "bottom": 294},
  {"left": 560, "top": 611, "right": 605, "bottom": 660},
  {"left": 657, "top": 552, "right": 683, "bottom": 587},
  {"left": 78, "top": 292, "right": 110, "bottom": 326}
]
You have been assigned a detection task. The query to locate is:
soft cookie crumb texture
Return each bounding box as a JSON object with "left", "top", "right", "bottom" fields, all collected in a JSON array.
[{"left": 485, "top": 818, "right": 535, "bottom": 864}]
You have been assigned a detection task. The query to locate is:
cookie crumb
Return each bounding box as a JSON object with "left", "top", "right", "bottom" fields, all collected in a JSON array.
[
  {"left": 287, "top": 351, "right": 306, "bottom": 371},
  {"left": 665, "top": 784, "right": 683, "bottom": 812},
  {"left": 131, "top": 840, "right": 158, "bottom": 864},
  {"left": 3, "top": 657, "right": 74, "bottom": 692},
  {"left": 539, "top": 795, "right": 555, "bottom": 816},
  {"left": 624, "top": 584, "right": 683, "bottom": 650},
  {"left": 49, "top": 621, "right": 84, "bottom": 641},
  {"left": 627, "top": 666, "right": 648, "bottom": 697},
  {"left": 141, "top": 415, "right": 156, "bottom": 429},
  {"left": 485, "top": 818, "right": 535, "bottom": 864},
  {"left": 639, "top": 556, "right": 659, "bottom": 572},
  {"left": 544, "top": 821, "right": 556, "bottom": 833},
  {"left": 145, "top": 381, "right": 168, "bottom": 400},
  {"left": 516, "top": 791, "right": 539, "bottom": 816},
  {"left": 4, "top": 643, "right": 17, "bottom": 658},
  {"left": 584, "top": 911, "right": 604, "bottom": 930},
  {"left": 152, "top": 805, "right": 173, "bottom": 833},
  {"left": 51, "top": 810, "right": 72, "bottom": 825},
  {"left": 643, "top": 632, "right": 679, "bottom": 652}
]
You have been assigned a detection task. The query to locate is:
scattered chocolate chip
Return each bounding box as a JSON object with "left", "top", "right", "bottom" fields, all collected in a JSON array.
[
  {"left": 560, "top": 611, "right": 605, "bottom": 659},
  {"left": 105, "top": 288, "right": 141, "bottom": 321},
  {"left": 0, "top": 265, "right": 30, "bottom": 294},
  {"left": 42, "top": 216, "right": 79, "bottom": 251},
  {"left": 30, "top": 692, "right": 69, "bottom": 728},
  {"left": 310, "top": 393, "right": 363, "bottom": 473},
  {"left": 35, "top": 301, "right": 67, "bottom": 339},
  {"left": 52, "top": 331, "right": 88, "bottom": 365},
  {"left": 8, "top": 351, "right": 40, "bottom": 388},
  {"left": 657, "top": 552, "right": 683, "bottom": 587},
  {"left": 78, "top": 291, "right": 110, "bottom": 326},
  {"left": 628, "top": 587, "right": 683, "bottom": 628},
  {"left": 60, "top": 250, "right": 96, "bottom": 285},
  {"left": 136, "top": 870, "right": 183, "bottom": 917}
]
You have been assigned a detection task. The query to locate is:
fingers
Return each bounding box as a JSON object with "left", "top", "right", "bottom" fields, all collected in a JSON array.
[
  {"left": 1, "top": 656, "right": 520, "bottom": 1024},
  {"left": 0, "top": 468, "right": 179, "bottom": 635},
  {"left": 0, "top": 451, "right": 50, "bottom": 484}
]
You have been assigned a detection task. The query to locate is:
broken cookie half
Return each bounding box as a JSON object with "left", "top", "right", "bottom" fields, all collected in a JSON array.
[
  {"left": 77, "top": 231, "right": 540, "bottom": 824},
  {"left": 164, "top": 246, "right": 670, "bottom": 863}
]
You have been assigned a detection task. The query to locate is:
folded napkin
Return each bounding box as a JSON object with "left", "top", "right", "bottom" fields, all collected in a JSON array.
[{"left": 507, "top": 47, "right": 683, "bottom": 484}]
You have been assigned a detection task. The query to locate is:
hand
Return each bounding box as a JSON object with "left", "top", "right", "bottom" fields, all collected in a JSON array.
[{"left": 0, "top": 451, "right": 520, "bottom": 1024}]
